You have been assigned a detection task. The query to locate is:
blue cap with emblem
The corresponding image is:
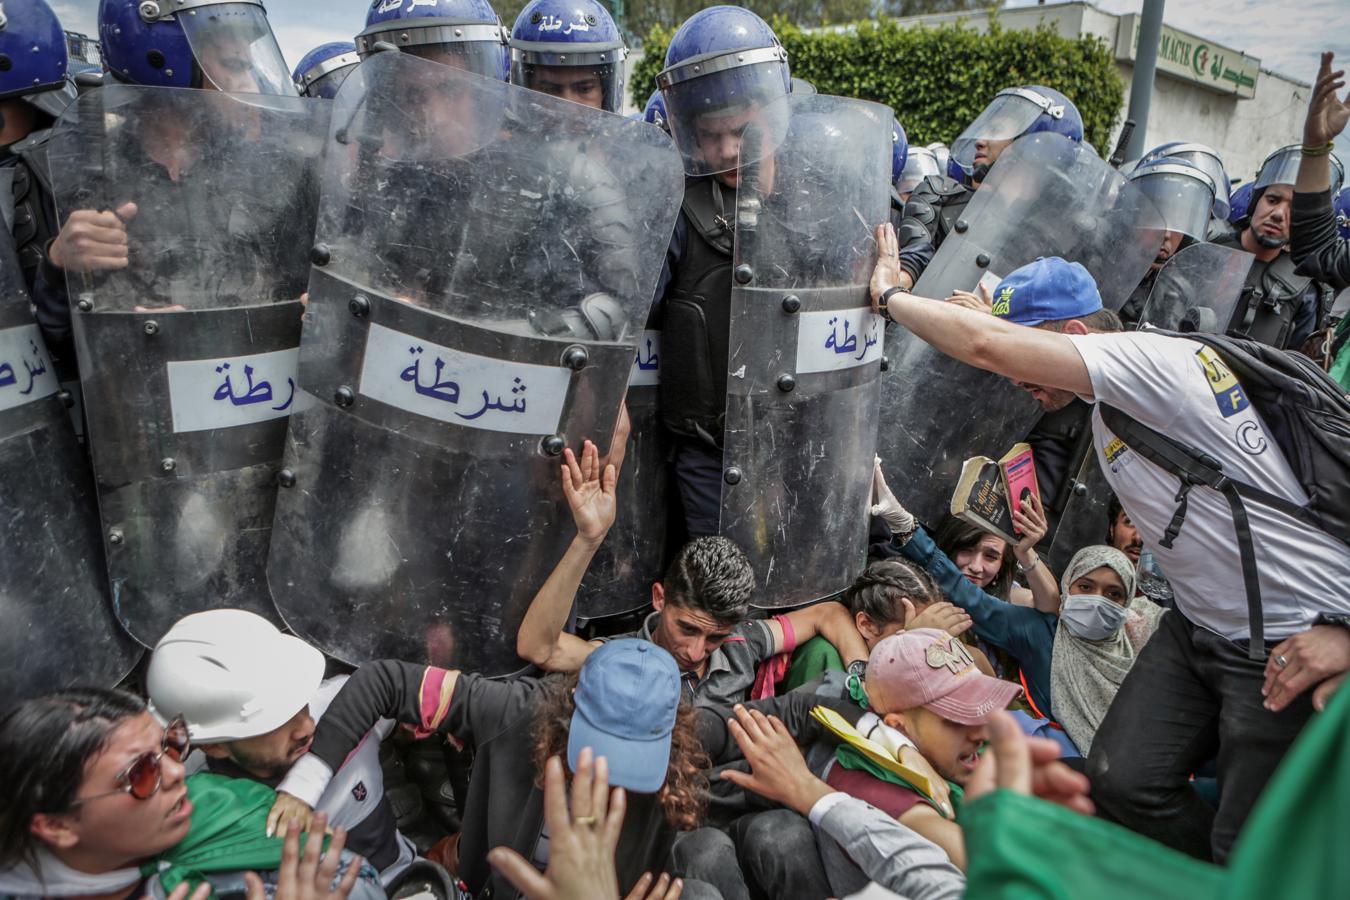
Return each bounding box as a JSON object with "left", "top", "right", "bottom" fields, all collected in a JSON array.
[
  {"left": 568, "top": 638, "right": 680, "bottom": 793},
  {"left": 990, "top": 256, "right": 1102, "bottom": 327}
]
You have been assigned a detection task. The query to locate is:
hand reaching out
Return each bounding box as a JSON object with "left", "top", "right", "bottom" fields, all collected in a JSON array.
[{"left": 562, "top": 440, "right": 618, "bottom": 548}]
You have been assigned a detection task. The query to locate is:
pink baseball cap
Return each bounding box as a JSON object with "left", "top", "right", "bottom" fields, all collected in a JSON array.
[{"left": 865, "top": 629, "right": 1022, "bottom": 726}]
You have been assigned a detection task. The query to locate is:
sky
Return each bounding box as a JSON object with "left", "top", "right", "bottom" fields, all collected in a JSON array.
[{"left": 53, "top": 0, "right": 1349, "bottom": 156}]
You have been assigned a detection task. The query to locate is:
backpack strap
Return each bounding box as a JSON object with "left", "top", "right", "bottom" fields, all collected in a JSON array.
[{"left": 1098, "top": 404, "right": 1285, "bottom": 661}]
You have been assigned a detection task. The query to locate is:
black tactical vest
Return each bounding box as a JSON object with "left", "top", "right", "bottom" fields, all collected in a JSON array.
[
  {"left": 659, "top": 176, "right": 736, "bottom": 444},
  {"left": 900, "top": 175, "right": 973, "bottom": 250},
  {"left": 7, "top": 130, "right": 61, "bottom": 292},
  {"left": 1216, "top": 234, "right": 1313, "bottom": 349}
]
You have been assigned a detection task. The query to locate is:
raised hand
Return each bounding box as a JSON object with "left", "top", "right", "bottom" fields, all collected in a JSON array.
[{"left": 562, "top": 440, "right": 618, "bottom": 547}]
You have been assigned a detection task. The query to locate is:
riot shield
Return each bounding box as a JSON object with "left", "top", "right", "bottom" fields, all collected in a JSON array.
[
  {"left": 877, "top": 134, "right": 1165, "bottom": 527},
  {"left": 720, "top": 94, "right": 892, "bottom": 608},
  {"left": 267, "top": 52, "right": 683, "bottom": 670},
  {"left": 50, "top": 87, "right": 330, "bottom": 646},
  {"left": 1138, "top": 242, "right": 1254, "bottom": 333},
  {"left": 0, "top": 236, "right": 141, "bottom": 707}
]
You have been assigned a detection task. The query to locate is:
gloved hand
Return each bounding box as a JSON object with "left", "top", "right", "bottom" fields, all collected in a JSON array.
[{"left": 870, "top": 457, "right": 915, "bottom": 534}]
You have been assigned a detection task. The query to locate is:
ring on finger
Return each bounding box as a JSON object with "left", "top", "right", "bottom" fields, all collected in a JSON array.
[
  {"left": 1276, "top": 654, "right": 1289, "bottom": 668},
  {"left": 573, "top": 815, "right": 597, "bottom": 827}
]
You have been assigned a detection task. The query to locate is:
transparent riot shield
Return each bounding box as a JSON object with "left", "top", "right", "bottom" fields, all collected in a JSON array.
[
  {"left": 1138, "top": 242, "right": 1254, "bottom": 333},
  {"left": 267, "top": 52, "right": 683, "bottom": 671},
  {"left": 877, "top": 134, "right": 1165, "bottom": 527},
  {"left": 720, "top": 95, "right": 892, "bottom": 608},
  {"left": 0, "top": 236, "right": 141, "bottom": 707},
  {"left": 50, "top": 87, "right": 330, "bottom": 647}
]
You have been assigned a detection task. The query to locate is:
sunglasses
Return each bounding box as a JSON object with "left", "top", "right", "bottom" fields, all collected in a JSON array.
[{"left": 71, "top": 715, "right": 191, "bottom": 805}]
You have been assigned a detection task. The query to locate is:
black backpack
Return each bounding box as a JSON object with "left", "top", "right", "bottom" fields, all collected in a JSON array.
[{"left": 1099, "top": 330, "right": 1350, "bottom": 660}]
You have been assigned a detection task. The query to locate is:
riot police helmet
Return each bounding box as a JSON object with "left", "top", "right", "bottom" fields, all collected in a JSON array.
[
  {"left": 1127, "top": 156, "right": 1217, "bottom": 242},
  {"left": 510, "top": 0, "right": 626, "bottom": 113},
  {"left": 656, "top": 5, "right": 789, "bottom": 176},
  {"left": 950, "top": 85, "right": 1082, "bottom": 183},
  {"left": 1227, "top": 181, "right": 1253, "bottom": 225},
  {"left": 1141, "top": 141, "right": 1231, "bottom": 218},
  {"left": 0, "top": 0, "right": 77, "bottom": 120},
  {"left": 643, "top": 88, "right": 668, "bottom": 132},
  {"left": 293, "top": 40, "right": 359, "bottom": 99},
  {"left": 357, "top": 0, "right": 508, "bottom": 81},
  {"left": 99, "top": 0, "right": 295, "bottom": 95}
]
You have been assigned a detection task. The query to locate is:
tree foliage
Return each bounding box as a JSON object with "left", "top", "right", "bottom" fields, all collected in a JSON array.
[{"left": 630, "top": 16, "right": 1125, "bottom": 152}]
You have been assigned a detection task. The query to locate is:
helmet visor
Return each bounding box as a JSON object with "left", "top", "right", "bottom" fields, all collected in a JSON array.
[
  {"left": 951, "top": 90, "right": 1051, "bottom": 176},
  {"left": 301, "top": 63, "right": 357, "bottom": 100},
  {"left": 510, "top": 47, "right": 624, "bottom": 113},
  {"left": 1254, "top": 144, "right": 1345, "bottom": 196},
  {"left": 179, "top": 3, "right": 294, "bottom": 96},
  {"left": 659, "top": 51, "right": 789, "bottom": 176},
  {"left": 1130, "top": 165, "right": 1216, "bottom": 241},
  {"left": 1155, "top": 145, "right": 1230, "bottom": 218},
  {"left": 896, "top": 147, "right": 941, "bottom": 196}
]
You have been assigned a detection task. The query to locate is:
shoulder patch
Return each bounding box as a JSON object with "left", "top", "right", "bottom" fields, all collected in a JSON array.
[{"left": 1195, "top": 346, "right": 1250, "bottom": 417}]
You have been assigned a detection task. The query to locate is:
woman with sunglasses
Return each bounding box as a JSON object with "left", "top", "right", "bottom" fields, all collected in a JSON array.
[{"left": 0, "top": 688, "right": 379, "bottom": 900}]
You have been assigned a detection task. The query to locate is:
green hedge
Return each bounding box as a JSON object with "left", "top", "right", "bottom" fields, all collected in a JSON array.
[{"left": 631, "top": 17, "right": 1124, "bottom": 152}]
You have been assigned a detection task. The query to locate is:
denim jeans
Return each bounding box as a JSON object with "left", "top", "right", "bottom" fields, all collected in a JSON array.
[{"left": 1087, "top": 609, "right": 1314, "bottom": 862}]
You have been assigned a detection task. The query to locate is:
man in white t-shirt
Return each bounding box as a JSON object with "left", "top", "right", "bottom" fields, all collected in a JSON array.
[{"left": 867, "top": 232, "right": 1350, "bottom": 862}]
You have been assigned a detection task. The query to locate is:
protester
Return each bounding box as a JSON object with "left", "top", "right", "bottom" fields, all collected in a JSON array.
[
  {"left": 867, "top": 237, "right": 1350, "bottom": 860},
  {"left": 147, "top": 610, "right": 417, "bottom": 884},
  {"left": 517, "top": 440, "right": 870, "bottom": 704},
  {"left": 0, "top": 688, "right": 379, "bottom": 900}
]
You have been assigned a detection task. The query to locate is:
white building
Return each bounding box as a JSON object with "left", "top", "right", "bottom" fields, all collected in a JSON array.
[{"left": 878, "top": 1, "right": 1308, "bottom": 182}]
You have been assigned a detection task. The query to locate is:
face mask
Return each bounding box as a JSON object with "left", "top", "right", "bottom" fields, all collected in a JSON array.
[{"left": 1060, "top": 594, "right": 1128, "bottom": 642}]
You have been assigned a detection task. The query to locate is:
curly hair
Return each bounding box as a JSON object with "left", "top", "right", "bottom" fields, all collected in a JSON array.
[
  {"left": 530, "top": 675, "right": 709, "bottom": 832},
  {"left": 843, "top": 559, "right": 938, "bottom": 626},
  {"left": 663, "top": 536, "right": 756, "bottom": 624}
]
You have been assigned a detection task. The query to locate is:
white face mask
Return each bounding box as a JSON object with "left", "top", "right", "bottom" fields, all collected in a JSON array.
[{"left": 1060, "top": 594, "right": 1128, "bottom": 642}]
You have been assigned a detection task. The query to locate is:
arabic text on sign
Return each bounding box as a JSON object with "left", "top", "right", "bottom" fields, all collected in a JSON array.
[
  {"left": 0, "top": 325, "right": 59, "bottom": 414},
  {"left": 167, "top": 346, "right": 304, "bottom": 433}
]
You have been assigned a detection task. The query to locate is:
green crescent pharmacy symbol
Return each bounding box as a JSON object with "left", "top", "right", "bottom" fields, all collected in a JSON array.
[{"left": 1193, "top": 44, "right": 1210, "bottom": 77}]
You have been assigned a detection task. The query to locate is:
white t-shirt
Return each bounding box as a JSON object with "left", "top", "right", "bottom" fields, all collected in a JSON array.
[{"left": 1069, "top": 331, "right": 1350, "bottom": 641}]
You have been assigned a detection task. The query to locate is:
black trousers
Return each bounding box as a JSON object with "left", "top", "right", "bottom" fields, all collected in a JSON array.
[
  {"left": 673, "top": 437, "right": 724, "bottom": 540},
  {"left": 1087, "top": 608, "right": 1314, "bottom": 862}
]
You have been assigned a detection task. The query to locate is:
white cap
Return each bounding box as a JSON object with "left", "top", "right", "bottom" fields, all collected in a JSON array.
[{"left": 146, "top": 609, "right": 325, "bottom": 743}]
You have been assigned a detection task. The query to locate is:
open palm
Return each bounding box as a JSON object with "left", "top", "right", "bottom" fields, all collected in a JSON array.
[
  {"left": 562, "top": 440, "right": 617, "bottom": 545},
  {"left": 1306, "top": 53, "right": 1349, "bottom": 145}
]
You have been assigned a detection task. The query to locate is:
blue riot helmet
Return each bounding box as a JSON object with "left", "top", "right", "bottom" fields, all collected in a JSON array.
[
  {"left": 509, "top": 0, "right": 626, "bottom": 113},
  {"left": 99, "top": 0, "right": 294, "bottom": 94},
  {"left": 1228, "top": 181, "right": 1253, "bottom": 224},
  {"left": 0, "top": 0, "right": 77, "bottom": 120},
  {"left": 896, "top": 146, "right": 940, "bottom": 199},
  {"left": 889, "top": 119, "right": 908, "bottom": 205},
  {"left": 357, "top": 0, "right": 508, "bottom": 80},
  {"left": 1141, "top": 142, "right": 1231, "bottom": 219},
  {"left": 1253, "top": 144, "right": 1345, "bottom": 196},
  {"left": 1335, "top": 186, "right": 1350, "bottom": 241},
  {"left": 643, "top": 88, "right": 668, "bottom": 133},
  {"left": 1127, "top": 156, "right": 1217, "bottom": 242},
  {"left": 656, "top": 5, "right": 790, "bottom": 176},
  {"left": 950, "top": 85, "right": 1082, "bottom": 182},
  {"left": 293, "top": 41, "right": 359, "bottom": 99}
]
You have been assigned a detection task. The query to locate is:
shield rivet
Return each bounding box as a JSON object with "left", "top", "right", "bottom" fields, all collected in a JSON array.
[
  {"left": 562, "top": 345, "right": 589, "bottom": 371},
  {"left": 880, "top": 356, "right": 890, "bottom": 372},
  {"left": 776, "top": 374, "right": 796, "bottom": 392},
  {"left": 734, "top": 264, "right": 754, "bottom": 284},
  {"left": 954, "top": 219, "right": 970, "bottom": 234},
  {"left": 143, "top": 320, "right": 160, "bottom": 336},
  {"left": 975, "top": 253, "right": 991, "bottom": 268},
  {"left": 160, "top": 457, "right": 176, "bottom": 473},
  {"left": 724, "top": 466, "right": 742, "bottom": 485},
  {"left": 781, "top": 295, "right": 801, "bottom": 314},
  {"left": 277, "top": 468, "right": 297, "bottom": 489},
  {"left": 108, "top": 528, "right": 124, "bottom": 545},
  {"left": 57, "top": 389, "right": 75, "bottom": 408},
  {"left": 334, "top": 386, "right": 355, "bottom": 408},
  {"left": 310, "top": 243, "right": 332, "bottom": 266},
  {"left": 77, "top": 297, "right": 93, "bottom": 312},
  {"left": 349, "top": 294, "right": 371, "bottom": 318},
  {"left": 541, "top": 435, "right": 566, "bottom": 456}
]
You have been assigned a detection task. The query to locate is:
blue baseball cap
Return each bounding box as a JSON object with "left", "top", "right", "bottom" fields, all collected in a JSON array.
[
  {"left": 989, "top": 256, "right": 1103, "bottom": 326},
  {"left": 568, "top": 639, "right": 681, "bottom": 793}
]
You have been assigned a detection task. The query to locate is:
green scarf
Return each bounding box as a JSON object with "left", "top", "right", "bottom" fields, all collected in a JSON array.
[
  {"left": 141, "top": 774, "right": 324, "bottom": 897},
  {"left": 834, "top": 744, "right": 964, "bottom": 816}
]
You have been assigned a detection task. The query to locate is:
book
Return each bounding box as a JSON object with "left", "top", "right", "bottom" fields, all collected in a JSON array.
[
  {"left": 810, "top": 706, "right": 953, "bottom": 819},
  {"left": 998, "top": 442, "right": 1041, "bottom": 535},
  {"left": 949, "top": 455, "right": 1017, "bottom": 545}
]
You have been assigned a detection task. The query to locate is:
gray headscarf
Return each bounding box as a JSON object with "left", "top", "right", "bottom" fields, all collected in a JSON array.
[{"left": 1051, "top": 545, "right": 1164, "bottom": 755}]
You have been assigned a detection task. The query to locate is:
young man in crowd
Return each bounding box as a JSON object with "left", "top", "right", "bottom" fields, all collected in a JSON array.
[
  {"left": 516, "top": 440, "right": 870, "bottom": 705},
  {"left": 146, "top": 610, "right": 417, "bottom": 885},
  {"left": 867, "top": 236, "right": 1350, "bottom": 861}
]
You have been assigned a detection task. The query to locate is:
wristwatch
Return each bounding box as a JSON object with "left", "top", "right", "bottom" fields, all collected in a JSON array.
[
  {"left": 878, "top": 285, "right": 909, "bottom": 323},
  {"left": 1315, "top": 613, "right": 1350, "bottom": 631},
  {"left": 1017, "top": 554, "right": 1041, "bottom": 574},
  {"left": 846, "top": 659, "right": 868, "bottom": 680}
]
